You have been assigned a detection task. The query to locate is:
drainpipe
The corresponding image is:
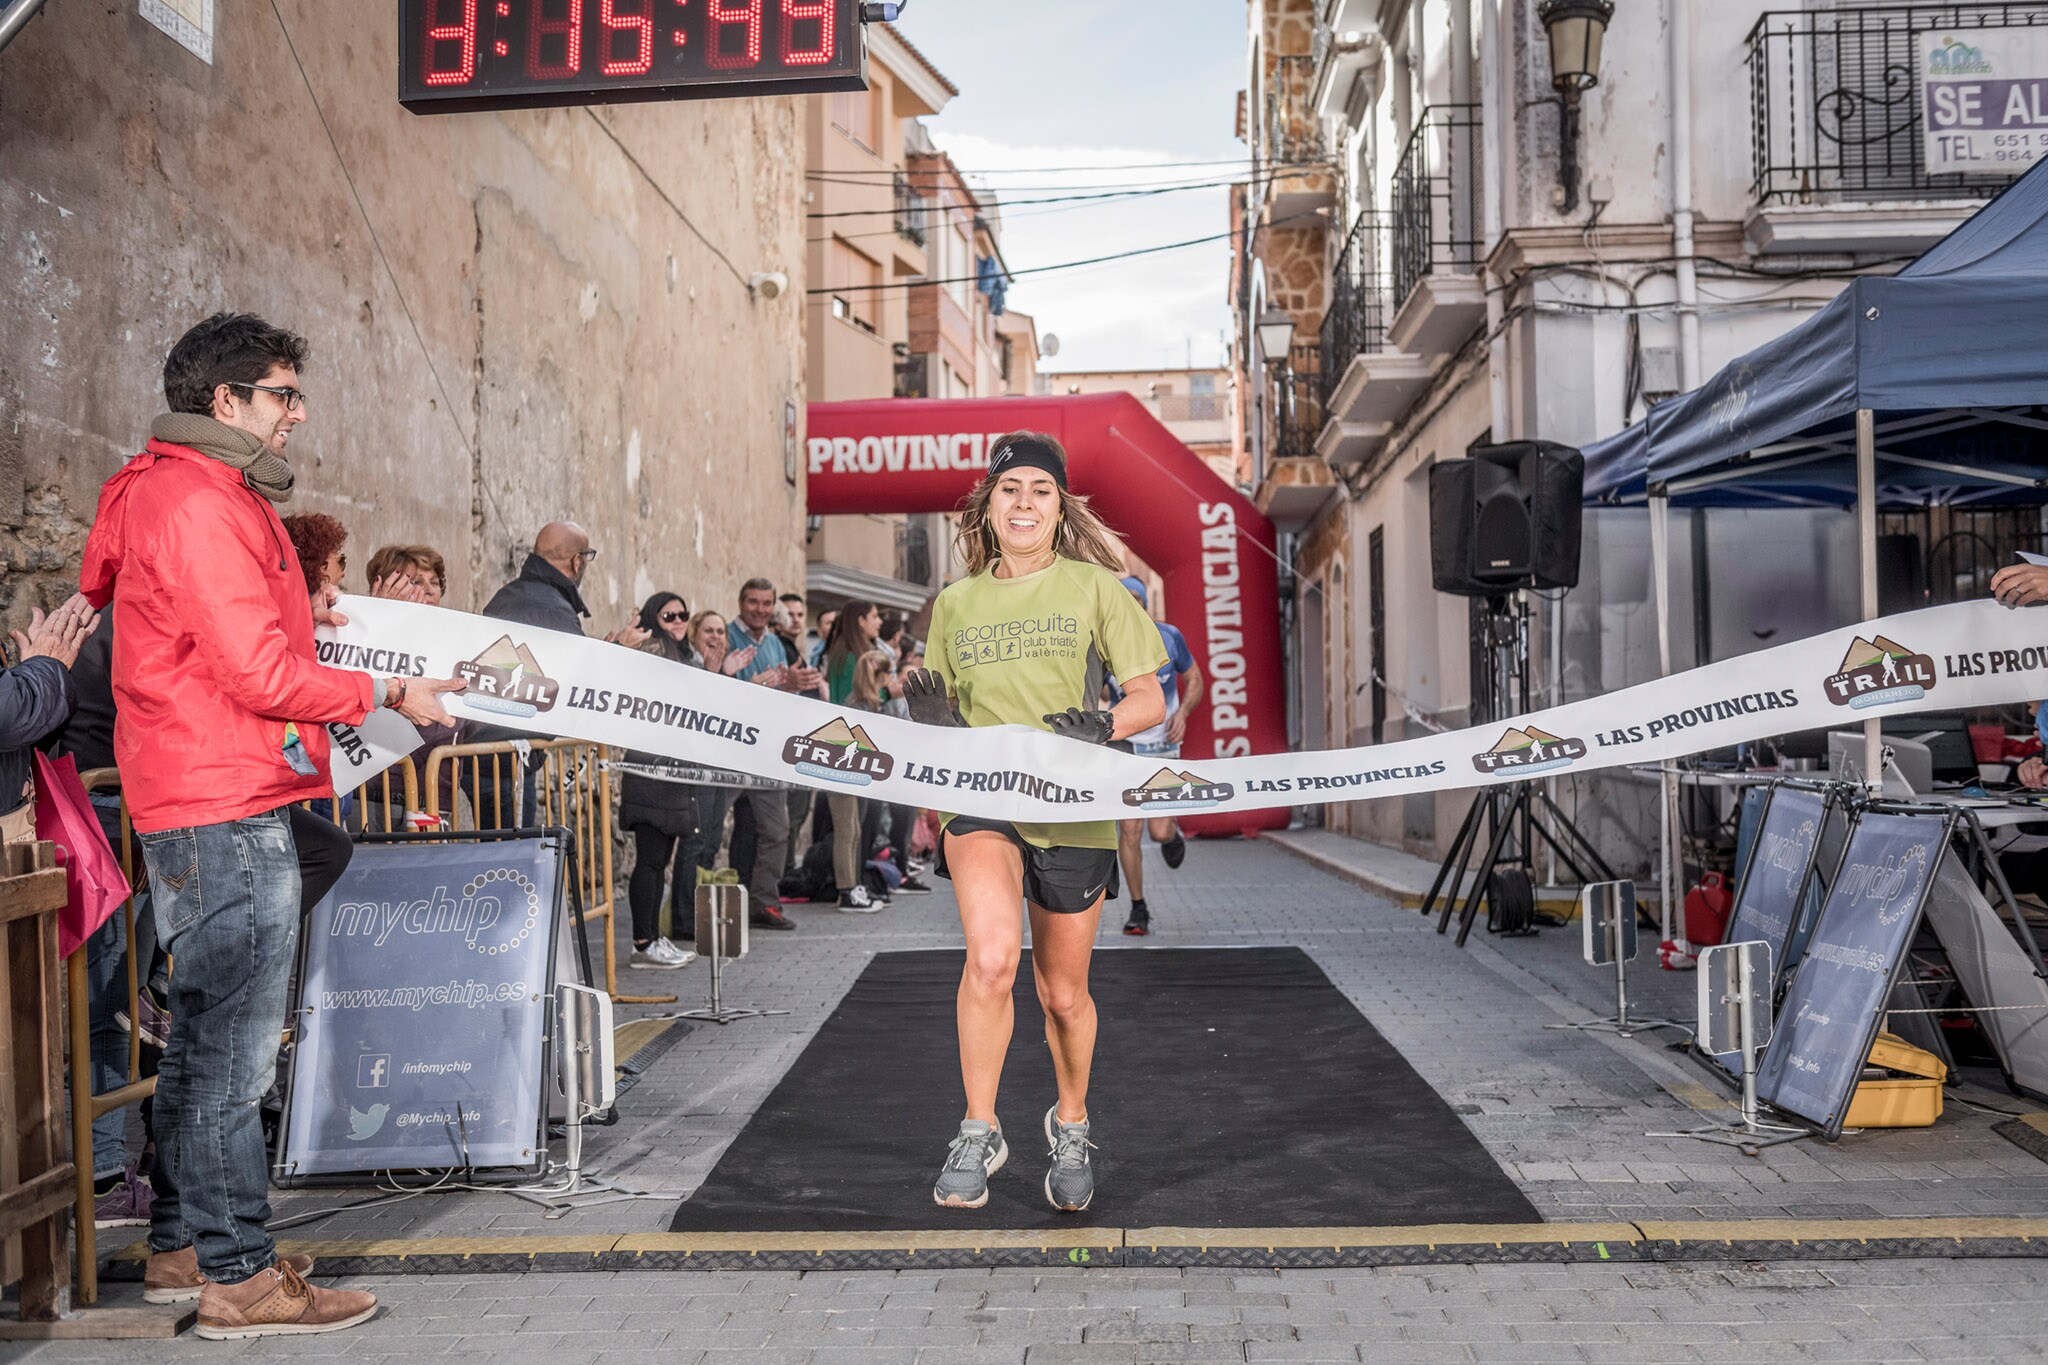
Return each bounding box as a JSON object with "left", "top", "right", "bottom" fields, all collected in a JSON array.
[
  {"left": 1480, "top": 0, "right": 1508, "bottom": 438},
  {"left": 1670, "top": 0, "right": 1701, "bottom": 389},
  {"left": 0, "top": 0, "right": 49, "bottom": 55}
]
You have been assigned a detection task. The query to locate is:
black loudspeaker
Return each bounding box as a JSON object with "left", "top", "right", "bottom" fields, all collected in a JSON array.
[
  {"left": 1429, "top": 441, "right": 1584, "bottom": 596},
  {"left": 1876, "top": 534, "right": 1926, "bottom": 615}
]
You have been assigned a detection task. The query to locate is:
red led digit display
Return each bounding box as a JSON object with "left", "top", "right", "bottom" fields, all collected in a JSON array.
[{"left": 400, "top": 0, "right": 865, "bottom": 114}]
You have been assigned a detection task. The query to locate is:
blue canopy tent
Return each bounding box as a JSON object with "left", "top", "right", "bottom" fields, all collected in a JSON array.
[
  {"left": 1578, "top": 156, "right": 2048, "bottom": 936},
  {"left": 1585, "top": 153, "right": 2048, "bottom": 509}
]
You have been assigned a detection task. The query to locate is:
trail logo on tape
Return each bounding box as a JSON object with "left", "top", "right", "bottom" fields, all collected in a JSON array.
[
  {"left": 784, "top": 717, "right": 896, "bottom": 786},
  {"left": 1824, "top": 634, "right": 1936, "bottom": 709},
  {"left": 1472, "top": 726, "right": 1587, "bottom": 775},
  {"left": 1121, "top": 766, "right": 1235, "bottom": 811},
  {"left": 455, "top": 635, "right": 561, "bottom": 718}
]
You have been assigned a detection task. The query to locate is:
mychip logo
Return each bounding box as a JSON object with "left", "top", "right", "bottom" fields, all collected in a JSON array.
[
  {"left": 1472, "top": 726, "right": 1587, "bottom": 775},
  {"left": 1824, "top": 634, "right": 1936, "bottom": 710},
  {"left": 455, "top": 635, "right": 560, "bottom": 718},
  {"left": 1121, "top": 766, "right": 1234, "bottom": 811},
  {"left": 783, "top": 717, "right": 895, "bottom": 786}
]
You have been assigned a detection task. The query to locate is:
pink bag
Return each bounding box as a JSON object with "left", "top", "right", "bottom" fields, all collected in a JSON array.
[{"left": 33, "top": 751, "right": 132, "bottom": 958}]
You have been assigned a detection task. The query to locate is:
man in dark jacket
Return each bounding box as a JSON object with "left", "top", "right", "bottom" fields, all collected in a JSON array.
[
  {"left": 2, "top": 594, "right": 95, "bottom": 837},
  {"left": 466, "top": 522, "right": 648, "bottom": 826}
]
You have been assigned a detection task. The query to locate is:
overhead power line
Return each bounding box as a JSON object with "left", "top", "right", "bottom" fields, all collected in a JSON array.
[
  {"left": 806, "top": 172, "right": 1300, "bottom": 220},
  {"left": 804, "top": 161, "right": 1332, "bottom": 194},
  {"left": 804, "top": 154, "right": 1308, "bottom": 177},
  {"left": 809, "top": 211, "right": 1320, "bottom": 298}
]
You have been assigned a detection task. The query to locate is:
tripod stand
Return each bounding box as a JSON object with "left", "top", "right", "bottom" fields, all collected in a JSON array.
[{"left": 1421, "top": 595, "right": 1615, "bottom": 946}]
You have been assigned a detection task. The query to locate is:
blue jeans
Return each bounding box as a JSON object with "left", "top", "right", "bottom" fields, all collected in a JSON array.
[{"left": 137, "top": 808, "right": 300, "bottom": 1284}]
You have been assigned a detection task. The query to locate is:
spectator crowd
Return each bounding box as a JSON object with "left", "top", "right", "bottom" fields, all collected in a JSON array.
[{"left": 0, "top": 312, "right": 941, "bottom": 1339}]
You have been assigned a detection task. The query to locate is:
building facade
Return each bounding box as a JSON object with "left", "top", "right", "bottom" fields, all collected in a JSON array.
[
  {"left": 0, "top": 1, "right": 810, "bottom": 623},
  {"left": 802, "top": 25, "right": 959, "bottom": 618},
  {"left": 1048, "top": 368, "right": 1240, "bottom": 485},
  {"left": 801, "top": 41, "right": 1037, "bottom": 624},
  {"left": 1237, "top": 0, "right": 2025, "bottom": 867}
]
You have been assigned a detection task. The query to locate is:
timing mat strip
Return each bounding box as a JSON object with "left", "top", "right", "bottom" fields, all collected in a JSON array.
[{"left": 101, "top": 1217, "right": 2048, "bottom": 1273}]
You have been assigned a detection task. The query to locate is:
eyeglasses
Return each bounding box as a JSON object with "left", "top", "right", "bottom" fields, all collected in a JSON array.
[
  {"left": 659, "top": 610, "right": 687, "bottom": 623},
  {"left": 232, "top": 382, "right": 307, "bottom": 412},
  {"left": 577, "top": 548, "right": 600, "bottom": 564},
  {"left": 336, "top": 553, "right": 349, "bottom": 574}
]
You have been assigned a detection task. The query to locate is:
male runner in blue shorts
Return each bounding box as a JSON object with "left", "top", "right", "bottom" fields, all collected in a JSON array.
[{"left": 1110, "top": 576, "right": 1204, "bottom": 936}]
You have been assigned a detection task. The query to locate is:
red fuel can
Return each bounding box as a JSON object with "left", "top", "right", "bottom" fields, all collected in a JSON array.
[{"left": 1683, "top": 871, "right": 1732, "bottom": 946}]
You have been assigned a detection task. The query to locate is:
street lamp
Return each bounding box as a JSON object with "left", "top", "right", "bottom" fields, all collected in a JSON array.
[
  {"left": 1537, "top": 0, "right": 1613, "bottom": 214},
  {"left": 1256, "top": 308, "right": 1297, "bottom": 459},
  {"left": 1255, "top": 308, "right": 1296, "bottom": 366}
]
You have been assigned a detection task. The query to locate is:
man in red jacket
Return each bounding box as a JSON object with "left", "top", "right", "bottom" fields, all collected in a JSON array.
[{"left": 80, "top": 313, "right": 462, "bottom": 1340}]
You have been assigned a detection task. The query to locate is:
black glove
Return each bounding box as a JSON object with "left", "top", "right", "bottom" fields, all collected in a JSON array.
[
  {"left": 902, "top": 668, "right": 963, "bottom": 727},
  {"left": 1042, "top": 707, "right": 1116, "bottom": 746}
]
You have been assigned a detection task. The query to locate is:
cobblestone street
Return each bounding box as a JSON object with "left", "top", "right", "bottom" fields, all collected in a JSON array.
[{"left": 20, "top": 834, "right": 2048, "bottom": 1361}]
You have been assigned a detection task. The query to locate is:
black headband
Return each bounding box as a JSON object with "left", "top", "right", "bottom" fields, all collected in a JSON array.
[{"left": 986, "top": 438, "right": 1068, "bottom": 491}]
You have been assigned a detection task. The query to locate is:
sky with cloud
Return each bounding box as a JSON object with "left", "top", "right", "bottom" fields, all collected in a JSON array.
[{"left": 886, "top": 4, "right": 1247, "bottom": 375}]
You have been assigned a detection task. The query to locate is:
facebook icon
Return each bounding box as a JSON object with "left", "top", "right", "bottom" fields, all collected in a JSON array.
[{"left": 357, "top": 1054, "right": 390, "bottom": 1089}]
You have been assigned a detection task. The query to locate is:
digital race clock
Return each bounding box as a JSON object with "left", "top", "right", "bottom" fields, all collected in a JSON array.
[{"left": 399, "top": 0, "right": 868, "bottom": 114}]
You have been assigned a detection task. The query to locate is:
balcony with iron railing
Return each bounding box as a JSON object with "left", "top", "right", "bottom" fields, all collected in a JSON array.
[
  {"left": 1318, "top": 212, "right": 1390, "bottom": 411},
  {"left": 893, "top": 172, "right": 930, "bottom": 247},
  {"left": 1745, "top": 5, "right": 2048, "bottom": 251},
  {"left": 1154, "top": 393, "right": 1229, "bottom": 423},
  {"left": 895, "top": 519, "right": 933, "bottom": 588},
  {"left": 1259, "top": 54, "right": 1336, "bottom": 218},
  {"left": 1254, "top": 340, "right": 1341, "bottom": 532},
  {"left": 1378, "top": 104, "right": 1486, "bottom": 359},
  {"left": 1313, "top": 211, "right": 1427, "bottom": 464}
]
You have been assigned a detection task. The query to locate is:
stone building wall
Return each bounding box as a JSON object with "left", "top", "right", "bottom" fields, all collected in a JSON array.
[{"left": 0, "top": 1, "right": 809, "bottom": 627}]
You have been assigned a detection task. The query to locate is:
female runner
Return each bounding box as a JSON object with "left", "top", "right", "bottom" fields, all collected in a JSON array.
[{"left": 902, "top": 432, "right": 1166, "bottom": 1212}]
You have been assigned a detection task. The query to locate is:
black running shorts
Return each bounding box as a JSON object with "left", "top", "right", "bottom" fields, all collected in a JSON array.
[{"left": 937, "top": 816, "right": 1119, "bottom": 915}]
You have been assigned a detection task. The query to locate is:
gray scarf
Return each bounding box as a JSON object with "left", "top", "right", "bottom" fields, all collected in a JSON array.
[{"left": 149, "top": 412, "right": 296, "bottom": 503}]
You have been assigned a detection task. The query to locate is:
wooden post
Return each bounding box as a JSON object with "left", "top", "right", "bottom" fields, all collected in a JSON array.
[
  {"left": 0, "top": 841, "right": 192, "bottom": 1340},
  {"left": 2, "top": 841, "right": 73, "bottom": 1320}
]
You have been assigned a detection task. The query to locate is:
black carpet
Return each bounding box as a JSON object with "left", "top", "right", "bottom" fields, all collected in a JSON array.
[{"left": 669, "top": 946, "right": 1537, "bottom": 1231}]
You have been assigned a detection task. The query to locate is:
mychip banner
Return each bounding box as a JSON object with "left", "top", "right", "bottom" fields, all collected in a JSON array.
[
  {"left": 1755, "top": 812, "right": 1948, "bottom": 1137},
  {"left": 279, "top": 838, "right": 563, "bottom": 1178},
  {"left": 321, "top": 597, "right": 2048, "bottom": 825}
]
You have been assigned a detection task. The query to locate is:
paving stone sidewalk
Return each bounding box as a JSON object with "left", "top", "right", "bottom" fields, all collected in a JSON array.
[
  {"left": 19, "top": 1257, "right": 2048, "bottom": 1362},
  {"left": 230, "top": 829, "right": 2047, "bottom": 1239},
  {"left": 23, "top": 829, "right": 2048, "bottom": 1358}
]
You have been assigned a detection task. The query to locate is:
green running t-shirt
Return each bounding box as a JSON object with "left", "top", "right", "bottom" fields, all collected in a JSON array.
[{"left": 927, "top": 556, "right": 1169, "bottom": 850}]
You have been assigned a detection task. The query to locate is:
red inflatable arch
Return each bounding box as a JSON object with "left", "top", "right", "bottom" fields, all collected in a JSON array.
[{"left": 806, "top": 393, "right": 1288, "bottom": 837}]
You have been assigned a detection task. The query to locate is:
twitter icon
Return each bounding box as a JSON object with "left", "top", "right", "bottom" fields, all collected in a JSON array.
[{"left": 347, "top": 1103, "right": 390, "bottom": 1142}]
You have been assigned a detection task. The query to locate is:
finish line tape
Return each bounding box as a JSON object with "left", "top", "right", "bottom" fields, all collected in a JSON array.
[{"left": 321, "top": 597, "right": 2048, "bottom": 823}]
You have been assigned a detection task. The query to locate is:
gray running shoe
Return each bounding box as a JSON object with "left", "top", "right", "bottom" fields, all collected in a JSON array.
[
  {"left": 933, "top": 1120, "right": 1008, "bottom": 1209},
  {"left": 1043, "top": 1106, "right": 1095, "bottom": 1212}
]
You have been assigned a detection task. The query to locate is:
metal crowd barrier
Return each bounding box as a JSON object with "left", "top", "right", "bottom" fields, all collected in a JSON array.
[
  {"left": 422, "top": 739, "right": 667, "bottom": 1004},
  {"left": 299, "top": 758, "right": 422, "bottom": 833}
]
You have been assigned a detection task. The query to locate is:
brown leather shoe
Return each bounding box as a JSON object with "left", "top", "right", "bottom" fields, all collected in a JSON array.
[
  {"left": 194, "top": 1261, "right": 374, "bottom": 1339},
  {"left": 142, "top": 1246, "right": 318, "bottom": 1305}
]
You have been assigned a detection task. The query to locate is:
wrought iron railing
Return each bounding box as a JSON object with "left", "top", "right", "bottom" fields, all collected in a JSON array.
[
  {"left": 896, "top": 519, "right": 933, "bottom": 587},
  {"left": 1390, "top": 104, "right": 1482, "bottom": 312},
  {"left": 1155, "top": 393, "right": 1228, "bottom": 423},
  {"left": 1319, "top": 211, "right": 1391, "bottom": 408},
  {"left": 1275, "top": 342, "right": 1325, "bottom": 461},
  {"left": 1748, "top": 5, "right": 2048, "bottom": 205},
  {"left": 893, "top": 172, "right": 929, "bottom": 246},
  {"left": 1262, "top": 54, "right": 1324, "bottom": 167}
]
